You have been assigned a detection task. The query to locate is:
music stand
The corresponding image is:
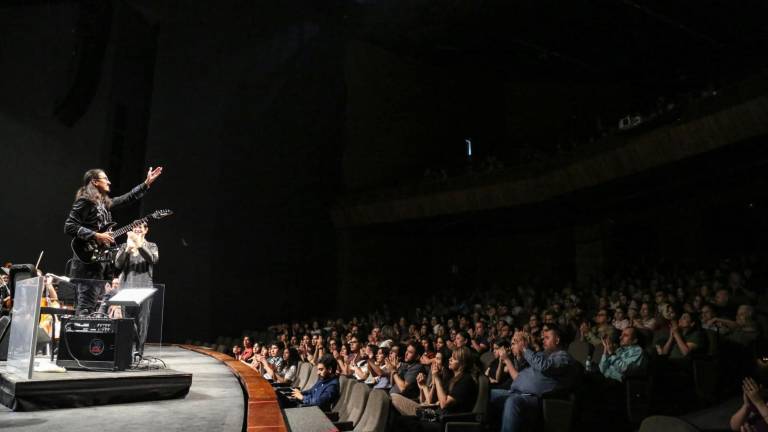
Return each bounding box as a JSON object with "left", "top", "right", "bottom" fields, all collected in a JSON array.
[
  {"left": 107, "top": 288, "right": 156, "bottom": 307},
  {"left": 108, "top": 288, "right": 157, "bottom": 356}
]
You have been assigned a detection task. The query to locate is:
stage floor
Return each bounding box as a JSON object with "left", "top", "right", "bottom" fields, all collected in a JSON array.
[{"left": 0, "top": 346, "right": 244, "bottom": 431}]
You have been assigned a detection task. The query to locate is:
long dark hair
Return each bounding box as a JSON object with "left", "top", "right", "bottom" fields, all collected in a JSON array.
[
  {"left": 449, "top": 346, "right": 473, "bottom": 392},
  {"left": 75, "top": 168, "right": 112, "bottom": 208},
  {"left": 286, "top": 347, "right": 300, "bottom": 367}
]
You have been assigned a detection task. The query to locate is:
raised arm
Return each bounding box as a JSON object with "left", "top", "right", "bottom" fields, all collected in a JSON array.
[
  {"left": 497, "top": 347, "right": 520, "bottom": 380},
  {"left": 523, "top": 349, "right": 570, "bottom": 375},
  {"left": 111, "top": 183, "right": 149, "bottom": 208}
]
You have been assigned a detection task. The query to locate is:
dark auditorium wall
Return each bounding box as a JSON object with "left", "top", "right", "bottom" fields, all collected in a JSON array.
[
  {"left": 341, "top": 39, "right": 629, "bottom": 192},
  {"left": 0, "top": 3, "right": 114, "bottom": 274},
  {"left": 336, "top": 135, "right": 768, "bottom": 313},
  {"left": 143, "top": 2, "right": 346, "bottom": 340}
]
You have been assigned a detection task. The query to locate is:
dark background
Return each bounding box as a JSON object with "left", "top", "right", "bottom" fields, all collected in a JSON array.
[{"left": 1, "top": 0, "right": 767, "bottom": 342}]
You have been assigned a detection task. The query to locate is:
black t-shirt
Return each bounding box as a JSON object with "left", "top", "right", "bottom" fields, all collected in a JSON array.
[
  {"left": 446, "top": 373, "right": 478, "bottom": 414},
  {"left": 487, "top": 358, "right": 512, "bottom": 389}
]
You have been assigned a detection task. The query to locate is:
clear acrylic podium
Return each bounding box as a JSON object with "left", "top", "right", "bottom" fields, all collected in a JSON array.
[{"left": 6, "top": 277, "right": 44, "bottom": 379}]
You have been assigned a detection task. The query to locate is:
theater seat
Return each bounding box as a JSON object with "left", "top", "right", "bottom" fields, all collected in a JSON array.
[
  {"left": 692, "top": 357, "right": 719, "bottom": 404},
  {"left": 443, "top": 375, "right": 489, "bottom": 432},
  {"left": 334, "top": 381, "right": 370, "bottom": 431},
  {"left": 352, "top": 389, "right": 390, "bottom": 432},
  {"left": 591, "top": 343, "right": 604, "bottom": 364},
  {"left": 638, "top": 416, "right": 700, "bottom": 432},
  {"left": 293, "top": 362, "right": 311, "bottom": 390},
  {"left": 567, "top": 340, "right": 592, "bottom": 367},
  {"left": 328, "top": 376, "right": 355, "bottom": 422},
  {"left": 625, "top": 376, "right": 652, "bottom": 424},
  {"left": 302, "top": 365, "right": 319, "bottom": 391},
  {"left": 479, "top": 351, "right": 495, "bottom": 371},
  {"left": 540, "top": 392, "right": 576, "bottom": 432}
]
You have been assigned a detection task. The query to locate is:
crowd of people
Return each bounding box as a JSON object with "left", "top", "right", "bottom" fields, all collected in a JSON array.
[{"left": 228, "top": 255, "right": 768, "bottom": 431}]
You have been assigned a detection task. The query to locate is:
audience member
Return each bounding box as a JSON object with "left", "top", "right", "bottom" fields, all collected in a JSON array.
[
  {"left": 490, "top": 326, "right": 577, "bottom": 432},
  {"left": 241, "top": 336, "right": 254, "bottom": 362},
  {"left": 390, "top": 341, "right": 427, "bottom": 416},
  {"left": 599, "top": 327, "right": 646, "bottom": 382},
  {"left": 658, "top": 312, "right": 703, "bottom": 360},
  {"left": 290, "top": 354, "right": 340, "bottom": 411}
]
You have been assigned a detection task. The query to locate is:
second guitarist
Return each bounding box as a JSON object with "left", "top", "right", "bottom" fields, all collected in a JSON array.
[{"left": 64, "top": 167, "right": 163, "bottom": 316}]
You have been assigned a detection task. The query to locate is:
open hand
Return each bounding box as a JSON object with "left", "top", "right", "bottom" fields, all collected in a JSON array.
[
  {"left": 145, "top": 166, "right": 163, "bottom": 186},
  {"left": 291, "top": 388, "right": 303, "bottom": 400},
  {"left": 744, "top": 377, "right": 764, "bottom": 406}
]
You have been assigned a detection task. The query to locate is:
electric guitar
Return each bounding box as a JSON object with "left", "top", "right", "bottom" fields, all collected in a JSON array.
[{"left": 71, "top": 209, "right": 173, "bottom": 264}]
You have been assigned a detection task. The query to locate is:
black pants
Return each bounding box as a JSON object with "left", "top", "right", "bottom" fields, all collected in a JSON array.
[
  {"left": 125, "top": 296, "right": 153, "bottom": 355},
  {"left": 68, "top": 257, "right": 112, "bottom": 316}
]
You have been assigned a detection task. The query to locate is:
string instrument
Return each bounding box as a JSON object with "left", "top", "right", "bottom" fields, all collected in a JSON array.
[
  {"left": 39, "top": 282, "right": 61, "bottom": 337},
  {"left": 70, "top": 209, "right": 172, "bottom": 263}
]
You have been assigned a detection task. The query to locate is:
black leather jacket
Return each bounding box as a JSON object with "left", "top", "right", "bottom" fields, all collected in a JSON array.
[{"left": 64, "top": 183, "right": 148, "bottom": 240}]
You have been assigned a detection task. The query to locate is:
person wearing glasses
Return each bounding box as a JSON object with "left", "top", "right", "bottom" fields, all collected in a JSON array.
[
  {"left": 64, "top": 167, "right": 163, "bottom": 315},
  {"left": 580, "top": 308, "right": 616, "bottom": 347}
]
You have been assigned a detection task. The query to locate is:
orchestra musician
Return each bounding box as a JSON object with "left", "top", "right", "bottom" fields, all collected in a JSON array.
[{"left": 0, "top": 267, "right": 10, "bottom": 316}]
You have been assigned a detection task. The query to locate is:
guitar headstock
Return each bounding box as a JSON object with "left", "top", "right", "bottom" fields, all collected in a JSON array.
[{"left": 149, "top": 209, "right": 174, "bottom": 220}]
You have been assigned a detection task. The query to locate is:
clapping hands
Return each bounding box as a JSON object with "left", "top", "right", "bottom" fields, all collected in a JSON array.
[
  {"left": 127, "top": 231, "right": 144, "bottom": 250},
  {"left": 416, "top": 372, "right": 426, "bottom": 386},
  {"left": 743, "top": 377, "right": 764, "bottom": 406},
  {"left": 512, "top": 331, "right": 528, "bottom": 351},
  {"left": 601, "top": 334, "right": 616, "bottom": 355},
  {"left": 430, "top": 360, "right": 440, "bottom": 377}
]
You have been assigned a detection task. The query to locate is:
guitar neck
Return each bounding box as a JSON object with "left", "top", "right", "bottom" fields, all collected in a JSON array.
[{"left": 111, "top": 218, "right": 148, "bottom": 239}]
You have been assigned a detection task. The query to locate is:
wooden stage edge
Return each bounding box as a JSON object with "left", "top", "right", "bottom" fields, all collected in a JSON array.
[{"left": 178, "top": 344, "right": 288, "bottom": 432}]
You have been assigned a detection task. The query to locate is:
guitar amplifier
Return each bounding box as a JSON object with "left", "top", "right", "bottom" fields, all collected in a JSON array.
[{"left": 56, "top": 316, "right": 137, "bottom": 371}]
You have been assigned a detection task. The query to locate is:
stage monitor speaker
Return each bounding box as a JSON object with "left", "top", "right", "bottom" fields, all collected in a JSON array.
[{"left": 56, "top": 317, "right": 136, "bottom": 371}]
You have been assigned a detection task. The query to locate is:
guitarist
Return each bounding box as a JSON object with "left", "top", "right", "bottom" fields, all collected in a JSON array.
[{"left": 64, "top": 167, "right": 163, "bottom": 316}]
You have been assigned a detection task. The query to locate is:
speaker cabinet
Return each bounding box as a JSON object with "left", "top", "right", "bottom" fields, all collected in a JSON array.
[{"left": 56, "top": 317, "right": 136, "bottom": 371}]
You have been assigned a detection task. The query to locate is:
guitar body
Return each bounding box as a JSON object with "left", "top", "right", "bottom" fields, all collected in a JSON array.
[{"left": 70, "top": 223, "right": 117, "bottom": 264}]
